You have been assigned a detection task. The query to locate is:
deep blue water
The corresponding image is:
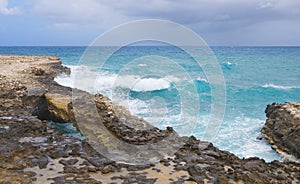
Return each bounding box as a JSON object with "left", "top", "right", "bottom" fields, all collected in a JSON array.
[{"left": 1, "top": 46, "right": 299, "bottom": 162}]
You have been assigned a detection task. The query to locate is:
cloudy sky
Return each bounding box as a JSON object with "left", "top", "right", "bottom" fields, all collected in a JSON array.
[{"left": 1, "top": 0, "right": 300, "bottom": 46}]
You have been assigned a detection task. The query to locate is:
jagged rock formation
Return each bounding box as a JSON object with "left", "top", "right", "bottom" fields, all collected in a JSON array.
[
  {"left": 262, "top": 102, "right": 300, "bottom": 160},
  {"left": 0, "top": 55, "right": 300, "bottom": 183}
]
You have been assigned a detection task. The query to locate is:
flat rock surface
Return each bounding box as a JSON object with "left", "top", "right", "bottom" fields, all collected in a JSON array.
[{"left": 1, "top": 55, "right": 300, "bottom": 183}]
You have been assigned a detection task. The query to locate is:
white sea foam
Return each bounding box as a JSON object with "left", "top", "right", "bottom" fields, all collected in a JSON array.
[
  {"left": 262, "top": 83, "right": 298, "bottom": 90},
  {"left": 118, "top": 98, "right": 151, "bottom": 116},
  {"left": 279, "top": 151, "right": 300, "bottom": 163},
  {"left": 131, "top": 78, "right": 171, "bottom": 92},
  {"left": 200, "top": 116, "right": 282, "bottom": 162},
  {"left": 222, "top": 61, "right": 236, "bottom": 66},
  {"left": 54, "top": 65, "right": 83, "bottom": 88},
  {"left": 223, "top": 61, "right": 234, "bottom": 65},
  {"left": 55, "top": 65, "right": 173, "bottom": 94},
  {"left": 99, "top": 74, "right": 172, "bottom": 93},
  {"left": 196, "top": 77, "right": 208, "bottom": 83}
]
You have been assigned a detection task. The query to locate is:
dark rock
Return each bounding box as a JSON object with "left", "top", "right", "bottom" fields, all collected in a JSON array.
[
  {"left": 38, "top": 155, "right": 49, "bottom": 169},
  {"left": 87, "top": 166, "right": 97, "bottom": 172},
  {"left": 243, "top": 158, "right": 266, "bottom": 172},
  {"left": 49, "top": 148, "right": 69, "bottom": 159},
  {"left": 64, "top": 166, "right": 81, "bottom": 173},
  {"left": 59, "top": 158, "right": 78, "bottom": 166},
  {"left": 262, "top": 102, "right": 300, "bottom": 159},
  {"left": 126, "top": 164, "right": 152, "bottom": 171},
  {"left": 216, "top": 174, "right": 230, "bottom": 184},
  {"left": 50, "top": 175, "right": 67, "bottom": 183},
  {"left": 30, "top": 67, "right": 45, "bottom": 76},
  {"left": 101, "top": 165, "right": 117, "bottom": 174}
]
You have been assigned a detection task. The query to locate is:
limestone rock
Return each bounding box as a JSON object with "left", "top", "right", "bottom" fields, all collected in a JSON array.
[{"left": 44, "top": 93, "right": 72, "bottom": 123}]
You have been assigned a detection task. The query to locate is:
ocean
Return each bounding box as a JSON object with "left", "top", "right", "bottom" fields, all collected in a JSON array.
[{"left": 1, "top": 46, "right": 299, "bottom": 162}]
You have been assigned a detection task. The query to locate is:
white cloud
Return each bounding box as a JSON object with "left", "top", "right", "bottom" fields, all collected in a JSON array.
[
  {"left": 258, "top": 1, "right": 276, "bottom": 9},
  {"left": 0, "top": 0, "right": 21, "bottom": 15},
  {"left": 32, "top": 0, "right": 129, "bottom": 29}
]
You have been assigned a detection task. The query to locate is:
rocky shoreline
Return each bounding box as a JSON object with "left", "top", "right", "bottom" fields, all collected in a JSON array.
[
  {"left": 262, "top": 102, "right": 300, "bottom": 162},
  {"left": 0, "top": 55, "right": 300, "bottom": 183}
]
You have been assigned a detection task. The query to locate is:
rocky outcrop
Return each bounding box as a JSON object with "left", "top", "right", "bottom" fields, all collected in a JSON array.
[
  {"left": 1, "top": 55, "right": 300, "bottom": 183},
  {"left": 43, "top": 91, "right": 176, "bottom": 145},
  {"left": 262, "top": 102, "right": 300, "bottom": 160},
  {"left": 44, "top": 93, "right": 72, "bottom": 123}
]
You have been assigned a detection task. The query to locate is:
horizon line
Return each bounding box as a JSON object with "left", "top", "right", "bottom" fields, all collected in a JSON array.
[{"left": 1, "top": 45, "right": 300, "bottom": 47}]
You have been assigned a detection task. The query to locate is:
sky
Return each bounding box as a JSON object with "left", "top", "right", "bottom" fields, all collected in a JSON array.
[{"left": 0, "top": 0, "right": 300, "bottom": 46}]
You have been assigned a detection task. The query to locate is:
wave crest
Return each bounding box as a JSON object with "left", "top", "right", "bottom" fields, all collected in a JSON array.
[
  {"left": 131, "top": 78, "right": 170, "bottom": 92},
  {"left": 262, "top": 83, "right": 298, "bottom": 90},
  {"left": 55, "top": 65, "right": 172, "bottom": 93}
]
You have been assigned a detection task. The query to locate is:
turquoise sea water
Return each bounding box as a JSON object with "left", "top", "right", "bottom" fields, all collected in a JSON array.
[
  {"left": 48, "top": 121, "right": 84, "bottom": 140},
  {"left": 1, "top": 46, "right": 299, "bottom": 162}
]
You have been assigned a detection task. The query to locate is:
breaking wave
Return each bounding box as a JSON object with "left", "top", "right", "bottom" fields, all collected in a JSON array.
[{"left": 262, "top": 83, "right": 298, "bottom": 90}]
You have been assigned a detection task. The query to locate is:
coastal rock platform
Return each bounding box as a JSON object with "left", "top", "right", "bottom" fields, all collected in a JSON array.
[{"left": 0, "top": 55, "right": 300, "bottom": 183}]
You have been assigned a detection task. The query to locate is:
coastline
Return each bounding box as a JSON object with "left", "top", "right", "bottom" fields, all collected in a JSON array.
[
  {"left": 0, "top": 55, "right": 299, "bottom": 183},
  {"left": 262, "top": 102, "right": 300, "bottom": 162}
]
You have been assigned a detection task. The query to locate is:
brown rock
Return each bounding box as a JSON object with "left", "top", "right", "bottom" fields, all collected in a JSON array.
[
  {"left": 262, "top": 102, "right": 300, "bottom": 159},
  {"left": 44, "top": 93, "right": 72, "bottom": 123}
]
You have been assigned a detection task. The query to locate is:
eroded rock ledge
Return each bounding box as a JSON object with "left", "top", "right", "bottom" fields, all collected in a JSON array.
[
  {"left": 262, "top": 102, "right": 300, "bottom": 160},
  {"left": 0, "top": 55, "right": 300, "bottom": 183}
]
